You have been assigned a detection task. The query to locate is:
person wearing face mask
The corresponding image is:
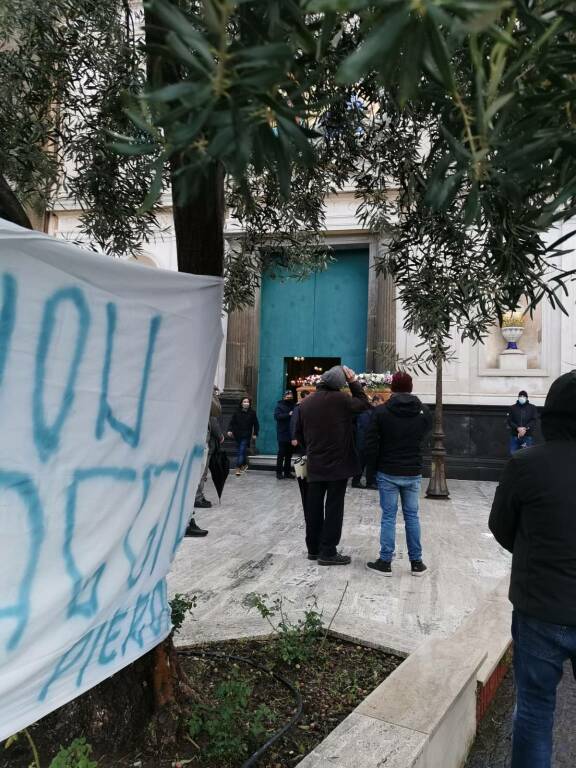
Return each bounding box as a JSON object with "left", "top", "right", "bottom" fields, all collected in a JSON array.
[
  {"left": 274, "top": 390, "right": 296, "bottom": 479},
  {"left": 507, "top": 390, "right": 538, "bottom": 454},
  {"left": 227, "top": 396, "right": 259, "bottom": 476}
]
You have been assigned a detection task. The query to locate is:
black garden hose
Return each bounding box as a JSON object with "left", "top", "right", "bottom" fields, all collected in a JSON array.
[{"left": 180, "top": 649, "right": 303, "bottom": 768}]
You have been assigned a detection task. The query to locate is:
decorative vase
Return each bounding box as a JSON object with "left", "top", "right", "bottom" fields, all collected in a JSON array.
[{"left": 501, "top": 325, "right": 524, "bottom": 351}]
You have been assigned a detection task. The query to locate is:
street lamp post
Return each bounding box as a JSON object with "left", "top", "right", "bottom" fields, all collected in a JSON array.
[{"left": 426, "top": 356, "right": 450, "bottom": 499}]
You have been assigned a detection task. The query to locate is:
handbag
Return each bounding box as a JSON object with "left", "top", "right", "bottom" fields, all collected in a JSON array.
[{"left": 294, "top": 455, "right": 308, "bottom": 480}]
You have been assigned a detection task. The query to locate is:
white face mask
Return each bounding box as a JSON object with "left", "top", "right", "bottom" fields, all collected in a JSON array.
[
  {"left": 242, "top": 401, "right": 250, "bottom": 410},
  {"left": 518, "top": 397, "right": 527, "bottom": 405}
]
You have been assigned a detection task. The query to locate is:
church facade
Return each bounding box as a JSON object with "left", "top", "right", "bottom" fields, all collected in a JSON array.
[{"left": 47, "top": 190, "right": 576, "bottom": 480}]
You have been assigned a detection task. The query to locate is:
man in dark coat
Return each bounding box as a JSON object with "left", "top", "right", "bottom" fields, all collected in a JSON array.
[
  {"left": 194, "top": 387, "right": 224, "bottom": 508},
  {"left": 489, "top": 370, "right": 576, "bottom": 768},
  {"left": 507, "top": 389, "right": 538, "bottom": 454},
  {"left": 294, "top": 364, "right": 369, "bottom": 565},
  {"left": 274, "top": 390, "right": 295, "bottom": 479},
  {"left": 227, "top": 397, "right": 259, "bottom": 475},
  {"left": 186, "top": 386, "right": 223, "bottom": 537},
  {"left": 364, "top": 372, "right": 432, "bottom": 577}
]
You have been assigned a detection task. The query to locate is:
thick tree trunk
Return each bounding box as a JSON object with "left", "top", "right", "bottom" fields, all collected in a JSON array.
[
  {"left": 426, "top": 355, "right": 450, "bottom": 499},
  {"left": 0, "top": 174, "right": 32, "bottom": 229},
  {"left": 172, "top": 160, "right": 225, "bottom": 277},
  {"left": 31, "top": 634, "right": 200, "bottom": 756}
]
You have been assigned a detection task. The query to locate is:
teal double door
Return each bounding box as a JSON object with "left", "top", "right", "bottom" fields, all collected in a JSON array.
[{"left": 257, "top": 249, "right": 369, "bottom": 454}]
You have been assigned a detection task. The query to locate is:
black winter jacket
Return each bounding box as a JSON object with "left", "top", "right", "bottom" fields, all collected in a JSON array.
[
  {"left": 365, "top": 394, "right": 433, "bottom": 477},
  {"left": 507, "top": 401, "right": 538, "bottom": 437},
  {"left": 489, "top": 371, "right": 576, "bottom": 626},
  {"left": 228, "top": 408, "right": 259, "bottom": 440},
  {"left": 294, "top": 381, "right": 370, "bottom": 482},
  {"left": 274, "top": 400, "right": 294, "bottom": 442}
]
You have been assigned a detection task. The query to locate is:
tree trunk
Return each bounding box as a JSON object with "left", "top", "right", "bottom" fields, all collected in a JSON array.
[
  {"left": 426, "top": 355, "right": 450, "bottom": 499},
  {"left": 0, "top": 174, "right": 33, "bottom": 229},
  {"left": 171, "top": 160, "right": 225, "bottom": 277}
]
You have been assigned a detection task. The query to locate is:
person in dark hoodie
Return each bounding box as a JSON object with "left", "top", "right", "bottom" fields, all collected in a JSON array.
[
  {"left": 227, "top": 397, "right": 259, "bottom": 476},
  {"left": 364, "top": 372, "right": 432, "bottom": 577},
  {"left": 294, "top": 365, "right": 369, "bottom": 565},
  {"left": 352, "top": 392, "right": 382, "bottom": 490},
  {"left": 489, "top": 371, "right": 576, "bottom": 768},
  {"left": 507, "top": 389, "right": 538, "bottom": 454},
  {"left": 274, "top": 390, "right": 295, "bottom": 479}
]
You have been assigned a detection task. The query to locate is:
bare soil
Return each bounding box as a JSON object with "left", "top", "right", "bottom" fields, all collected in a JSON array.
[{"left": 1, "top": 635, "right": 402, "bottom": 768}]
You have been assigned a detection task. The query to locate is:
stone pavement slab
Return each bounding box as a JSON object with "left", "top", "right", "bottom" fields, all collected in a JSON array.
[{"left": 169, "top": 474, "right": 510, "bottom": 655}]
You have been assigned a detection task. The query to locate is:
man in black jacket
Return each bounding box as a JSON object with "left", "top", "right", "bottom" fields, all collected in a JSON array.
[
  {"left": 274, "top": 390, "right": 295, "bottom": 479},
  {"left": 489, "top": 371, "right": 576, "bottom": 768},
  {"left": 364, "top": 372, "right": 432, "bottom": 577},
  {"left": 507, "top": 389, "right": 538, "bottom": 454},
  {"left": 294, "top": 365, "right": 369, "bottom": 566}
]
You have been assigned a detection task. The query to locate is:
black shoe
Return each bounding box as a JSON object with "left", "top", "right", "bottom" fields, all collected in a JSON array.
[
  {"left": 284, "top": 473, "right": 296, "bottom": 479},
  {"left": 194, "top": 498, "right": 212, "bottom": 508},
  {"left": 351, "top": 481, "right": 363, "bottom": 489},
  {"left": 276, "top": 473, "right": 284, "bottom": 480},
  {"left": 307, "top": 553, "right": 318, "bottom": 560},
  {"left": 411, "top": 560, "right": 427, "bottom": 577},
  {"left": 366, "top": 559, "right": 392, "bottom": 576},
  {"left": 318, "top": 552, "right": 351, "bottom": 566},
  {"left": 185, "top": 521, "right": 208, "bottom": 537},
  {"left": 365, "top": 484, "right": 378, "bottom": 490}
]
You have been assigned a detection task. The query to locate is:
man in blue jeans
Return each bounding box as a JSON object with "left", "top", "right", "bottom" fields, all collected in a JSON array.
[
  {"left": 364, "top": 372, "right": 432, "bottom": 577},
  {"left": 490, "top": 370, "right": 576, "bottom": 767}
]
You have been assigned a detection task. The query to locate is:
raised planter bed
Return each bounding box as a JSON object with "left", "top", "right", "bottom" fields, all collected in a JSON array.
[{"left": 1, "top": 636, "right": 402, "bottom": 768}]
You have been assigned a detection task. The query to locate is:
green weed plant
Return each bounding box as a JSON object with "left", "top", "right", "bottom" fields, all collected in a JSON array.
[{"left": 187, "top": 673, "right": 274, "bottom": 762}]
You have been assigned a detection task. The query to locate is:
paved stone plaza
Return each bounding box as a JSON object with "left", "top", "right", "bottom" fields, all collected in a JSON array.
[{"left": 169, "top": 473, "right": 510, "bottom": 655}]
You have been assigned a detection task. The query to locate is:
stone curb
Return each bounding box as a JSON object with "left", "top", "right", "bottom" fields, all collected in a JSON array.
[{"left": 297, "top": 576, "right": 512, "bottom": 768}]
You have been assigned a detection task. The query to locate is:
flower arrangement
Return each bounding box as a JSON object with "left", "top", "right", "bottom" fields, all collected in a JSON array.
[
  {"left": 501, "top": 311, "right": 525, "bottom": 328},
  {"left": 300, "top": 374, "right": 323, "bottom": 387},
  {"left": 299, "top": 371, "right": 394, "bottom": 390},
  {"left": 357, "top": 372, "right": 393, "bottom": 389}
]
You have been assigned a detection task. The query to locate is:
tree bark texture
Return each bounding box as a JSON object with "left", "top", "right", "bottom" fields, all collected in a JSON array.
[
  {"left": 24, "top": 635, "right": 200, "bottom": 755},
  {"left": 144, "top": 5, "right": 225, "bottom": 278},
  {"left": 171, "top": 158, "right": 225, "bottom": 277},
  {"left": 0, "top": 174, "right": 32, "bottom": 229}
]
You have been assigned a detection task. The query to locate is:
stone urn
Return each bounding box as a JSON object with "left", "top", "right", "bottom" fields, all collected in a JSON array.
[
  {"left": 501, "top": 311, "right": 525, "bottom": 350},
  {"left": 501, "top": 325, "right": 524, "bottom": 350},
  {"left": 499, "top": 312, "right": 527, "bottom": 370}
]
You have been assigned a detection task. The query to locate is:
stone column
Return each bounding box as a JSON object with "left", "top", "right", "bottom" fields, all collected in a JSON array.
[
  {"left": 367, "top": 239, "right": 396, "bottom": 371},
  {"left": 223, "top": 288, "right": 261, "bottom": 399}
]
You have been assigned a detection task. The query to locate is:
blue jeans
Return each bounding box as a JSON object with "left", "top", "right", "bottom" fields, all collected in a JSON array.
[
  {"left": 512, "top": 610, "right": 576, "bottom": 768},
  {"left": 377, "top": 472, "right": 422, "bottom": 562},
  {"left": 510, "top": 435, "right": 534, "bottom": 454},
  {"left": 235, "top": 438, "right": 249, "bottom": 468}
]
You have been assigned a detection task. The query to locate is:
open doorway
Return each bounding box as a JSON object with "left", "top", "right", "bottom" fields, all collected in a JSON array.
[{"left": 284, "top": 356, "right": 341, "bottom": 395}]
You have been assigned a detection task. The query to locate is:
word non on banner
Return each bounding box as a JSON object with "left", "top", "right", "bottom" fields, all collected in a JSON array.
[{"left": 0, "top": 219, "right": 223, "bottom": 739}]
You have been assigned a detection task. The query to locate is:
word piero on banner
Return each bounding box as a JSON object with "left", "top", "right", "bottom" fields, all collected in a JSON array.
[{"left": 0, "top": 219, "right": 223, "bottom": 740}]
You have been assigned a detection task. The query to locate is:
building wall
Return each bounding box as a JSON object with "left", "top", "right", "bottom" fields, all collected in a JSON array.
[{"left": 47, "top": 198, "right": 576, "bottom": 418}]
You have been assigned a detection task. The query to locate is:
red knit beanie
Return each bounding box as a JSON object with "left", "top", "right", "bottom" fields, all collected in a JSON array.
[{"left": 391, "top": 371, "right": 413, "bottom": 393}]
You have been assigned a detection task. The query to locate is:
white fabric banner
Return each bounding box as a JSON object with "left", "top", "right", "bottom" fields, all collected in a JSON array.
[{"left": 0, "top": 219, "right": 223, "bottom": 739}]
